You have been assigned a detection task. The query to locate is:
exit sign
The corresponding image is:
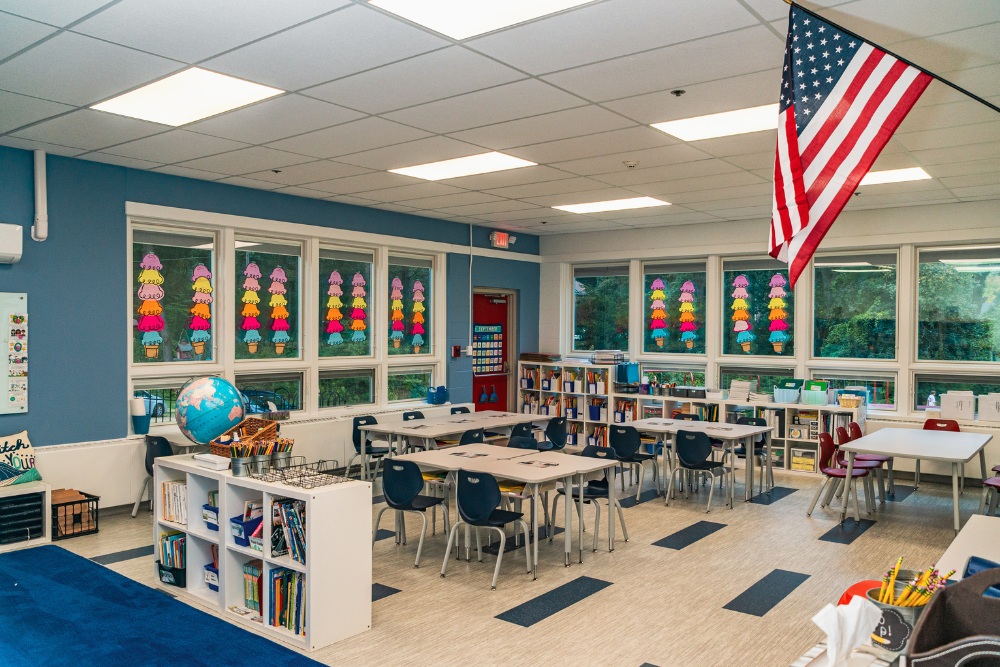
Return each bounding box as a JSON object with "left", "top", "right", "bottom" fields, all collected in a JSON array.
[{"left": 489, "top": 231, "right": 509, "bottom": 249}]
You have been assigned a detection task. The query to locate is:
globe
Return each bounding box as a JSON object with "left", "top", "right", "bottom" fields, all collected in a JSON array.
[{"left": 175, "top": 376, "right": 245, "bottom": 444}]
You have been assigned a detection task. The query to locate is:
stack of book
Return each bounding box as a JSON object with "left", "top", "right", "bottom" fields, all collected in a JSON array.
[
  {"left": 270, "top": 568, "right": 306, "bottom": 636},
  {"left": 519, "top": 352, "right": 561, "bottom": 362},
  {"left": 159, "top": 531, "right": 185, "bottom": 569},
  {"left": 749, "top": 391, "right": 772, "bottom": 403},
  {"left": 728, "top": 380, "right": 757, "bottom": 402},
  {"left": 271, "top": 498, "right": 307, "bottom": 565},
  {"left": 161, "top": 481, "right": 188, "bottom": 524},
  {"left": 243, "top": 559, "right": 263, "bottom": 616}
]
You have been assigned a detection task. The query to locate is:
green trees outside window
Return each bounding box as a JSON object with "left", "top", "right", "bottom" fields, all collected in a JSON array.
[
  {"left": 574, "top": 265, "right": 629, "bottom": 351},
  {"left": 814, "top": 254, "right": 897, "bottom": 359}
]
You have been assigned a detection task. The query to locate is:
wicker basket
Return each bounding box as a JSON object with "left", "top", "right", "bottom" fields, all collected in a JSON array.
[
  {"left": 838, "top": 395, "right": 863, "bottom": 409},
  {"left": 209, "top": 417, "right": 278, "bottom": 457}
]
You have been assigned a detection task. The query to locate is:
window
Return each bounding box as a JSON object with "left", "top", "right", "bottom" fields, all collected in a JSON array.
[
  {"left": 719, "top": 366, "right": 796, "bottom": 395},
  {"left": 640, "top": 365, "right": 707, "bottom": 387},
  {"left": 319, "top": 248, "right": 373, "bottom": 358},
  {"left": 388, "top": 254, "right": 432, "bottom": 356},
  {"left": 913, "top": 374, "right": 1000, "bottom": 413},
  {"left": 643, "top": 262, "right": 706, "bottom": 354},
  {"left": 319, "top": 369, "right": 375, "bottom": 408},
  {"left": 236, "top": 240, "right": 301, "bottom": 360},
  {"left": 723, "top": 259, "right": 793, "bottom": 356},
  {"left": 814, "top": 253, "right": 896, "bottom": 359},
  {"left": 918, "top": 246, "right": 1000, "bottom": 362},
  {"left": 235, "top": 372, "right": 303, "bottom": 413},
  {"left": 811, "top": 371, "right": 897, "bottom": 410},
  {"left": 573, "top": 264, "right": 629, "bottom": 351},
  {"left": 133, "top": 378, "right": 188, "bottom": 424},
  {"left": 133, "top": 229, "right": 215, "bottom": 363},
  {"left": 387, "top": 367, "right": 433, "bottom": 402}
]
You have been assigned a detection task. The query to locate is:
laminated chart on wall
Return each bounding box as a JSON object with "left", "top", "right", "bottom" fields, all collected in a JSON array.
[
  {"left": 1, "top": 293, "right": 27, "bottom": 414},
  {"left": 473, "top": 324, "right": 503, "bottom": 374}
]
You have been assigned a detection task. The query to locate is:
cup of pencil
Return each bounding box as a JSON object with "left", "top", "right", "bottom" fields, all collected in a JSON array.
[{"left": 866, "top": 557, "right": 954, "bottom": 651}]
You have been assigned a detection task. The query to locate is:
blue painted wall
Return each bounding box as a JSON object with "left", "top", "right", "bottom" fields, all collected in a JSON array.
[{"left": 0, "top": 146, "right": 539, "bottom": 445}]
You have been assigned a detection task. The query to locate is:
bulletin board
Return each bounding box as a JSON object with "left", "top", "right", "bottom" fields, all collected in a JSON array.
[
  {"left": 1, "top": 293, "right": 27, "bottom": 414},
  {"left": 473, "top": 324, "right": 503, "bottom": 374}
]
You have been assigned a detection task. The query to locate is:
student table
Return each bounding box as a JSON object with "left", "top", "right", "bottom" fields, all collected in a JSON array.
[
  {"left": 840, "top": 428, "right": 992, "bottom": 532},
  {"left": 935, "top": 514, "right": 1000, "bottom": 579},
  {"left": 630, "top": 418, "right": 774, "bottom": 506}
]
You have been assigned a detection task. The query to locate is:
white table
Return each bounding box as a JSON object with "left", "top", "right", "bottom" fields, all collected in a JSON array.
[
  {"left": 936, "top": 514, "right": 1000, "bottom": 579},
  {"left": 630, "top": 418, "right": 774, "bottom": 506},
  {"left": 840, "top": 428, "right": 992, "bottom": 532},
  {"left": 358, "top": 411, "right": 552, "bottom": 479}
]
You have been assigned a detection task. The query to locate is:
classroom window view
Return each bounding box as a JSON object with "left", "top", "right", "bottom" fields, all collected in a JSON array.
[
  {"left": 719, "top": 366, "right": 797, "bottom": 395},
  {"left": 387, "top": 367, "right": 433, "bottom": 402},
  {"left": 319, "top": 248, "right": 374, "bottom": 358},
  {"left": 573, "top": 264, "right": 629, "bottom": 352},
  {"left": 132, "top": 229, "right": 215, "bottom": 364},
  {"left": 318, "top": 368, "right": 376, "bottom": 408},
  {"left": 643, "top": 262, "right": 706, "bottom": 354},
  {"left": 914, "top": 374, "right": 1000, "bottom": 413},
  {"left": 722, "top": 259, "right": 793, "bottom": 357},
  {"left": 234, "top": 372, "right": 303, "bottom": 413},
  {"left": 813, "top": 253, "right": 897, "bottom": 359},
  {"left": 388, "top": 255, "right": 433, "bottom": 356},
  {"left": 640, "top": 366, "right": 707, "bottom": 387},
  {"left": 235, "top": 240, "right": 301, "bottom": 360},
  {"left": 811, "top": 372, "right": 897, "bottom": 410}
]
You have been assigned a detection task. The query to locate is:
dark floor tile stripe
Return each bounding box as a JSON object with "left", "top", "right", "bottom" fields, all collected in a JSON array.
[
  {"left": 481, "top": 526, "right": 564, "bottom": 555},
  {"left": 723, "top": 569, "right": 810, "bottom": 617},
  {"left": 374, "top": 529, "right": 395, "bottom": 542},
  {"left": 91, "top": 544, "right": 155, "bottom": 565},
  {"left": 496, "top": 576, "right": 612, "bottom": 627},
  {"left": 619, "top": 488, "right": 660, "bottom": 508},
  {"left": 372, "top": 583, "right": 400, "bottom": 602},
  {"left": 640, "top": 663, "right": 660, "bottom": 667},
  {"left": 371, "top": 495, "right": 384, "bottom": 504},
  {"left": 653, "top": 521, "right": 726, "bottom": 550},
  {"left": 749, "top": 486, "right": 797, "bottom": 505},
  {"left": 819, "top": 519, "right": 876, "bottom": 544},
  {"left": 884, "top": 486, "right": 914, "bottom": 503}
]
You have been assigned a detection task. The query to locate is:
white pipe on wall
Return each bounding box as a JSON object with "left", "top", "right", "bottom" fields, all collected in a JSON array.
[{"left": 32, "top": 149, "right": 48, "bottom": 242}]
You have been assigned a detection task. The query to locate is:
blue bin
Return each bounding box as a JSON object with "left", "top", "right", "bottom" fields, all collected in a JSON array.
[
  {"left": 229, "top": 515, "right": 262, "bottom": 548},
  {"left": 426, "top": 386, "right": 449, "bottom": 405}
]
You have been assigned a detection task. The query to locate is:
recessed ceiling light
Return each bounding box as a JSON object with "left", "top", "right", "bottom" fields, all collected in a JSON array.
[
  {"left": 389, "top": 152, "right": 536, "bottom": 181},
  {"left": 92, "top": 68, "right": 283, "bottom": 126},
  {"left": 553, "top": 197, "right": 670, "bottom": 214},
  {"left": 651, "top": 104, "right": 779, "bottom": 141},
  {"left": 858, "top": 167, "right": 932, "bottom": 186},
  {"left": 369, "top": 0, "right": 595, "bottom": 40}
]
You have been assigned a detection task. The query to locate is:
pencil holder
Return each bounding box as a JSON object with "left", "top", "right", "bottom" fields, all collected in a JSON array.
[
  {"left": 270, "top": 451, "right": 291, "bottom": 466},
  {"left": 866, "top": 572, "right": 926, "bottom": 654},
  {"left": 231, "top": 457, "right": 251, "bottom": 477},
  {"left": 250, "top": 454, "right": 269, "bottom": 474}
]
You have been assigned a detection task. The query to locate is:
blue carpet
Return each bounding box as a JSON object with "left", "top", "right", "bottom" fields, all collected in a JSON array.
[
  {"left": 749, "top": 486, "right": 797, "bottom": 505},
  {"left": 653, "top": 521, "right": 726, "bottom": 550},
  {"left": 0, "top": 545, "right": 322, "bottom": 667},
  {"left": 819, "top": 519, "right": 876, "bottom": 544},
  {"left": 496, "top": 576, "right": 611, "bottom": 627},
  {"left": 372, "top": 583, "right": 400, "bottom": 602},
  {"left": 723, "top": 569, "right": 810, "bottom": 616}
]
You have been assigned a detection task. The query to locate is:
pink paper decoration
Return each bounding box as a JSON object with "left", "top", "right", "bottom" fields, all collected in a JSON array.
[
  {"left": 139, "top": 253, "right": 162, "bottom": 270},
  {"left": 137, "top": 284, "right": 164, "bottom": 300},
  {"left": 243, "top": 262, "right": 261, "bottom": 279},
  {"left": 269, "top": 267, "right": 287, "bottom": 283}
]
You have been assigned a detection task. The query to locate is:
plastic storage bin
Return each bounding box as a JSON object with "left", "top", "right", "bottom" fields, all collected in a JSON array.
[
  {"left": 773, "top": 388, "right": 800, "bottom": 404},
  {"left": 156, "top": 560, "right": 186, "bottom": 587},
  {"left": 800, "top": 389, "right": 828, "bottom": 406},
  {"left": 204, "top": 564, "right": 219, "bottom": 592},
  {"left": 202, "top": 504, "right": 219, "bottom": 531},
  {"left": 229, "top": 515, "right": 262, "bottom": 548}
]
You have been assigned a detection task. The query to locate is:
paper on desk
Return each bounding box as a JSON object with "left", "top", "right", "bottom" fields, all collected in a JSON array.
[{"left": 812, "top": 596, "right": 882, "bottom": 667}]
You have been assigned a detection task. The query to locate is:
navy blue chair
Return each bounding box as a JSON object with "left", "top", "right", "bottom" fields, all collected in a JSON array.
[
  {"left": 506, "top": 436, "right": 538, "bottom": 450},
  {"left": 550, "top": 445, "right": 628, "bottom": 551},
  {"left": 403, "top": 410, "right": 424, "bottom": 421},
  {"left": 725, "top": 417, "right": 772, "bottom": 494},
  {"left": 667, "top": 430, "right": 730, "bottom": 513},
  {"left": 441, "top": 470, "right": 530, "bottom": 589},
  {"left": 674, "top": 413, "right": 701, "bottom": 421},
  {"left": 131, "top": 436, "right": 174, "bottom": 518},
  {"left": 451, "top": 406, "right": 471, "bottom": 415},
  {"left": 402, "top": 410, "right": 427, "bottom": 453},
  {"left": 459, "top": 428, "right": 486, "bottom": 446},
  {"left": 508, "top": 422, "right": 533, "bottom": 440},
  {"left": 345, "top": 415, "right": 395, "bottom": 479},
  {"left": 609, "top": 425, "right": 660, "bottom": 500},
  {"left": 537, "top": 417, "right": 567, "bottom": 450},
  {"left": 497, "top": 436, "right": 550, "bottom": 537},
  {"left": 373, "top": 460, "right": 446, "bottom": 567}
]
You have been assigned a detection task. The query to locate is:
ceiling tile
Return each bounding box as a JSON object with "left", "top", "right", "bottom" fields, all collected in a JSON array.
[
  {"left": 900, "top": 98, "right": 1000, "bottom": 134},
  {"left": 593, "top": 158, "right": 742, "bottom": 187},
  {"left": 627, "top": 171, "right": 768, "bottom": 196},
  {"left": 619, "top": 210, "right": 721, "bottom": 226},
  {"left": 214, "top": 175, "right": 285, "bottom": 190},
  {"left": 723, "top": 151, "right": 775, "bottom": 171},
  {"left": 505, "top": 126, "right": 678, "bottom": 164},
  {"left": 350, "top": 182, "right": 467, "bottom": 203},
  {"left": 0, "top": 0, "right": 112, "bottom": 26},
  {"left": 82, "top": 153, "right": 162, "bottom": 170},
  {"left": 0, "top": 90, "right": 74, "bottom": 133},
  {"left": 686, "top": 195, "right": 773, "bottom": 212},
  {"left": 939, "top": 172, "right": 1000, "bottom": 189},
  {"left": 741, "top": 0, "right": 856, "bottom": 22},
  {"left": 910, "top": 140, "right": 1000, "bottom": 165},
  {"left": 271, "top": 186, "right": 333, "bottom": 199},
  {"left": 0, "top": 31, "right": 180, "bottom": 106},
  {"left": 202, "top": 5, "right": 447, "bottom": 90},
  {"left": 11, "top": 109, "right": 166, "bottom": 151},
  {"left": 468, "top": 0, "right": 757, "bottom": 74},
  {"left": 525, "top": 187, "right": 644, "bottom": 207},
  {"left": 688, "top": 131, "right": 778, "bottom": 158},
  {"left": 336, "top": 136, "right": 486, "bottom": 171},
  {"left": 666, "top": 182, "right": 774, "bottom": 205},
  {"left": 324, "top": 194, "right": 380, "bottom": 206},
  {"left": 102, "top": 130, "right": 249, "bottom": 164},
  {"left": 0, "top": 12, "right": 57, "bottom": 59},
  {"left": 152, "top": 164, "right": 227, "bottom": 180},
  {"left": 846, "top": 188, "right": 955, "bottom": 208},
  {"left": 434, "top": 200, "right": 540, "bottom": 217},
  {"left": 950, "top": 184, "right": 1000, "bottom": 198},
  {"left": 305, "top": 172, "right": 419, "bottom": 194},
  {"left": 889, "top": 23, "right": 1000, "bottom": 73},
  {"left": 436, "top": 165, "right": 575, "bottom": 190},
  {"left": 895, "top": 120, "right": 1000, "bottom": 152},
  {"left": 542, "top": 26, "right": 781, "bottom": 102},
  {"left": 826, "top": 0, "right": 1000, "bottom": 44},
  {"left": 0, "top": 136, "right": 85, "bottom": 157},
  {"left": 397, "top": 192, "right": 506, "bottom": 210},
  {"left": 187, "top": 94, "right": 364, "bottom": 144},
  {"left": 552, "top": 143, "right": 713, "bottom": 176},
  {"left": 73, "top": 0, "right": 347, "bottom": 62},
  {"left": 370, "top": 202, "right": 421, "bottom": 214},
  {"left": 176, "top": 146, "right": 312, "bottom": 174},
  {"left": 240, "top": 160, "right": 372, "bottom": 186},
  {"left": 925, "top": 158, "right": 1000, "bottom": 179},
  {"left": 473, "top": 208, "right": 578, "bottom": 223},
  {"left": 701, "top": 205, "right": 771, "bottom": 220},
  {"left": 384, "top": 80, "right": 585, "bottom": 134},
  {"left": 945, "top": 63, "right": 1000, "bottom": 98},
  {"left": 302, "top": 46, "right": 525, "bottom": 114},
  {"left": 448, "top": 106, "right": 636, "bottom": 150},
  {"left": 483, "top": 176, "right": 613, "bottom": 200},
  {"left": 266, "top": 117, "right": 432, "bottom": 159}
]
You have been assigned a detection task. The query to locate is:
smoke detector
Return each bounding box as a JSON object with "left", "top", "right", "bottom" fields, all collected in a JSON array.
[
  {"left": 670, "top": 89, "right": 686, "bottom": 97},
  {"left": 623, "top": 160, "right": 638, "bottom": 169}
]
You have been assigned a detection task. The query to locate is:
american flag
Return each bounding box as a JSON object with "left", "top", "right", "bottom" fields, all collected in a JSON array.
[{"left": 769, "top": 6, "right": 931, "bottom": 287}]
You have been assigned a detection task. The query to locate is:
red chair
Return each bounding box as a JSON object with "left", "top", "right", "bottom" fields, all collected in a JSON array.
[
  {"left": 848, "top": 422, "right": 895, "bottom": 495},
  {"left": 835, "top": 427, "right": 885, "bottom": 504},
  {"left": 980, "top": 477, "right": 1000, "bottom": 516},
  {"left": 919, "top": 419, "right": 961, "bottom": 490},
  {"left": 807, "top": 432, "right": 873, "bottom": 519}
]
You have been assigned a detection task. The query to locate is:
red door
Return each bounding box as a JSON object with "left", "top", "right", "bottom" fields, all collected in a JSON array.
[{"left": 472, "top": 293, "right": 510, "bottom": 412}]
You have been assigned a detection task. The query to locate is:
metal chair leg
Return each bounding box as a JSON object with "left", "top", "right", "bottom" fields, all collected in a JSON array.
[
  {"left": 615, "top": 497, "right": 629, "bottom": 541},
  {"left": 414, "top": 511, "right": 427, "bottom": 567},
  {"left": 131, "top": 475, "right": 151, "bottom": 518},
  {"left": 371, "top": 507, "right": 388, "bottom": 546},
  {"left": 491, "top": 528, "right": 506, "bottom": 590},
  {"left": 441, "top": 520, "right": 462, "bottom": 577},
  {"left": 807, "top": 477, "right": 829, "bottom": 516}
]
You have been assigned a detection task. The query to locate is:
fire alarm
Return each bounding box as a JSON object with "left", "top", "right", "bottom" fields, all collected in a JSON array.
[{"left": 489, "top": 231, "right": 510, "bottom": 249}]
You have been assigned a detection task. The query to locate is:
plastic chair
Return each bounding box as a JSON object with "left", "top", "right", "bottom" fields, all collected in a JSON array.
[
  {"left": 609, "top": 425, "right": 659, "bottom": 500},
  {"left": 373, "top": 460, "right": 447, "bottom": 567},
  {"left": 723, "top": 417, "right": 773, "bottom": 494},
  {"left": 918, "top": 419, "right": 961, "bottom": 490},
  {"left": 808, "top": 432, "right": 873, "bottom": 518},
  {"left": 131, "top": 435, "right": 174, "bottom": 518},
  {"left": 848, "top": 421, "right": 895, "bottom": 495},
  {"left": 506, "top": 436, "right": 538, "bottom": 450},
  {"left": 674, "top": 413, "right": 701, "bottom": 421},
  {"left": 441, "top": 470, "right": 531, "bottom": 589},
  {"left": 497, "top": 436, "right": 550, "bottom": 538},
  {"left": 666, "top": 430, "right": 730, "bottom": 513},
  {"left": 835, "top": 426, "right": 886, "bottom": 503},
  {"left": 459, "top": 428, "right": 485, "bottom": 446},
  {"left": 537, "top": 417, "right": 567, "bottom": 450},
  {"left": 451, "top": 406, "right": 471, "bottom": 415},
  {"left": 550, "top": 445, "right": 628, "bottom": 551},
  {"left": 978, "top": 477, "right": 1000, "bottom": 516},
  {"left": 344, "top": 416, "right": 395, "bottom": 480},
  {"left": 508, "top": 422, "right": 533, "bottom": 440}
]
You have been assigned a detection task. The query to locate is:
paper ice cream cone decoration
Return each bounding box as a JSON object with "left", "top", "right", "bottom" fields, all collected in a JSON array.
[
  {"left": 350, "top": 272, "right": 367, "bottom": 343},
  {"left": 732, "top": 274, "right": 755, "bottom": 353},
  {"left": 241, "top": 262, "right": 262, "bottom": 353},
  {"left": 679, "top": 280, "right": 698, "bottom": 350},
  {"left": 268, "top": 267, "right": 290, "bottom": 354},
  {"left": 767, "top": 273, "right": 789, "bottom": 353},
  {"left": 137, "top": 253, "right": 165, "bottom": 358},
  {"left": 325, "top": 271, "right": 344, "bottom": 345},
  {"left": 188, "top": 264, "right": 212, "bottom": 356},
  {"left": 648, "top": 277, "right": 667, "bottom": 347},
  {"left": 390, "top": 277, "right": 404, "bottom": 348},
  {"left": 411, "top": 280, "right": 425, "bottom": 352}
]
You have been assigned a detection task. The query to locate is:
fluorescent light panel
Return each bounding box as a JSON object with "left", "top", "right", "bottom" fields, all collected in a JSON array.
[
  {"left": 389, "top": 152, "right": 535, "bottom": 181},
  {"left": 93, "top": 68, "right": 283, "bottom": 126},
  {"left": 369, "top": 0, "right": 595, "bottom": 39},
  {"left": 553, "top": 197, "right": 670, "bottom": 214},
  {"left": 859, "top": 167, "right": 932, "bottom": 186},
  {"left": 651, "top": 104, "right": 778, "bottom": 141},
  {"left": 193, "top": 241, "right": 258, "bottom": 250}
]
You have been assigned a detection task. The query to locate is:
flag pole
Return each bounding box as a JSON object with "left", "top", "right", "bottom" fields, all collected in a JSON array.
[{"left": 783, "top": 0, "right": 1000, "bottom": 115}]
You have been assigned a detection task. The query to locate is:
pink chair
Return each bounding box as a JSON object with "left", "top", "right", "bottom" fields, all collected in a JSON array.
[
  {"left": 848, "top": 422, "right": 895, "bottom": 495},
  {"left": 808, "top": 433, "right": 874, "bottom": 519},
  {"left": 979, "top": 477, "right": 1000, "bottom": 516},
  {"left": 918, "top": 419, "right": 961, "bottom": 490}
]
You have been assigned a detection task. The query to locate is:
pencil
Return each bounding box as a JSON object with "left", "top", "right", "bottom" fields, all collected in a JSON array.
[{"left": 886, "top": 557, "right": 903, "bottom": 604}]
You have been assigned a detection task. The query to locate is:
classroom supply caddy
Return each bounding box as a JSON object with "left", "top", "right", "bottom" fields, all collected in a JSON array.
[
  {"left": 152, "top": 453, "right": 371, "bottom": 650},
  {"left": 209, "top": 417, "right": 278, "bottom": 458}
]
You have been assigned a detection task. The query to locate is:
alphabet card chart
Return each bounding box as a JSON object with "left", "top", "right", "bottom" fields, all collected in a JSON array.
[
  {"left": 472, "top": 324, "right": 503, "bottom": 374},
  {"left": 2, "top": 293, "right": 27, "bottom": 414}
]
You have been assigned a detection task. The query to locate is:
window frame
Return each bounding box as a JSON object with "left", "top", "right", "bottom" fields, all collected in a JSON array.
[
  {"left": 720, "top": 257, "right": 795, "bottom": 359},
  {"left": 640, "top": 260, "right": 708, "bottom": 357},
  {"left": 809, "top": 368, "right": 899, "bottom": 411},
  {"left": 570, "top": 263, "right": 631, "bottom": 354}
]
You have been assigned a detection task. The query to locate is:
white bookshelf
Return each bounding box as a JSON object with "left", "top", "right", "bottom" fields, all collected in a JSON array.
[
  {"left": 517, "top": 361, "right": 866, "bottom": 474},
  {"left": 153, "top": 454, "right": 371, "bottom": 651},
  {"left": 0, "top": 481, "right": 50, "bottom": 553}
]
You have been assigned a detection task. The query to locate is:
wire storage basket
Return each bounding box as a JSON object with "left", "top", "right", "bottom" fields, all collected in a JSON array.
[{"left": 248, "top": 459, "right": 347, "bottom": 489}]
